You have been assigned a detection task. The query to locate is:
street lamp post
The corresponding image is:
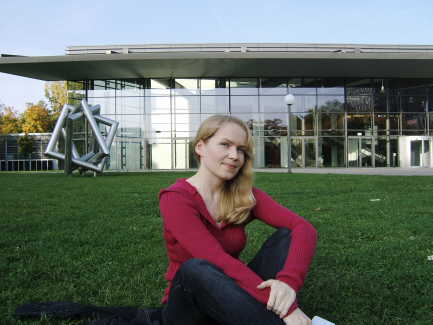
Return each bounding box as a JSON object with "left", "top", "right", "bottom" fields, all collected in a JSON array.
[{"left": 284, "top": 93, "right": 295, "bottom": 173}]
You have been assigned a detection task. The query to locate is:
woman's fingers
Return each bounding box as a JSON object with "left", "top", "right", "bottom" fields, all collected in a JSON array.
[{"left": 267, "top": 287, "right": 277, "bottom": 310}]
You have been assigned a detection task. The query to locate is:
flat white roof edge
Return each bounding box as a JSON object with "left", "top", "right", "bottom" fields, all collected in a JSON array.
[{"left": 66, "top": 42, "right": 433, "bottom": 55}]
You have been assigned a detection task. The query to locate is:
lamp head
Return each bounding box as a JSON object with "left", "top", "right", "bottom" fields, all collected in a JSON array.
[{"left": 284, "top": 93, "right": 295, "bottom": 105}]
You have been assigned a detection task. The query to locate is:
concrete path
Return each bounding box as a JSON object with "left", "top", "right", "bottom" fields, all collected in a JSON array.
[{"left": 254, "top": 167, "right": 433, "bottom": 176}]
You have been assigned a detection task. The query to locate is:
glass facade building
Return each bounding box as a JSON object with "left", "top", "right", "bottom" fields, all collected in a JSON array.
[
  {"left": 67, "top": 77, "right": 433, "bottom": 171},
  {"left": 1, "top": 43, "right": 433, "bottom": 170}
]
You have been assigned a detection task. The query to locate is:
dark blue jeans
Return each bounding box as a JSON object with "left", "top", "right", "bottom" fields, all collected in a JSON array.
[{"left": 162, "top": 228, "right": 292, "bottom": 325}]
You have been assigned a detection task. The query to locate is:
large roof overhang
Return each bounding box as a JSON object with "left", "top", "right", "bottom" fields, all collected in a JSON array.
[{"left": 2, "top": 43, "right": 433, "bottom": 81}]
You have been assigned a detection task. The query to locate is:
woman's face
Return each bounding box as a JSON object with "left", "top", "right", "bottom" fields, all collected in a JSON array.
[{"left": 196, "top": 122, "right": 248, "bottom": 181}]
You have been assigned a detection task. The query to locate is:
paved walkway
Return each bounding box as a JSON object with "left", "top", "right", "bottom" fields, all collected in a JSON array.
[
  {"left": 4, "top": 168, "right": 433, "bottom": 176},
  {"left": 254, "top": 167, "right": 433, "bottom": 176}
]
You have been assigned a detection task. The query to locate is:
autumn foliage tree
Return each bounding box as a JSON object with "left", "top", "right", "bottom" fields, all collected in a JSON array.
[
  {"left": 0, "top": 107, "right": 22, "bottom": 134},
  {"left": 45, "top": 81, "right": 67, "bottom": 119},
  {"left": 21, "top": 101, "right": 51, "bottom": 133}
]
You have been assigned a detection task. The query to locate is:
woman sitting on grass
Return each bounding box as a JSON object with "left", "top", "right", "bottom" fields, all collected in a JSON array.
[
  {"left": 15, "top": 115, "right": 317, "bottom": 325},
  {"left": 157, "top": 115, "right": 317, "bottom": 325}
]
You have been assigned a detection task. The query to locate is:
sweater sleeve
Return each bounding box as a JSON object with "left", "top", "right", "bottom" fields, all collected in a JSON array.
[
  {"left": 251, "top": 187, "right": 317, "bottom": 293},
  {"left": 159, "top": 190, "right": 272, "bottom": 305}
]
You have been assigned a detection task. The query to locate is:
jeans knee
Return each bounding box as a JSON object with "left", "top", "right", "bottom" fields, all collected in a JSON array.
[
  {"left": 179, "top": 258, "right": 214, "bottom": 277},
  {"left": 275, "top": 227, "right": 291, "bottom": 236},
  {"left": 264, "top": 228, "right": 292, "bottom": 248}
]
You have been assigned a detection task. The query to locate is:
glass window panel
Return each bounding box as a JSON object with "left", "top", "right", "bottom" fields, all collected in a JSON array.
[
  {"left": 201, "top": 96, "right": 229, "bottom": 114},
  {"left": 345, "top": 79, "right": 374, "bottom": 92},
  {"left": 292, "top": 113, "right": 315, "bottom": 136},
  {"left": 402, "top": 113, "right": 426, "bottom": 134},
  {"left": 399, "top": 84, "right": 428, "bottom": 95},
  {"left": 230, "top": 79, "right": 258, "bottom": 95},
  {"left": 201, "top": 79, "right": 218, "bottom": 89},
  {"left": 174, "top": 78, "right": 199, "bottom": 95},
  {"left": 260, "top": 78, "right": 287, "bottom": 95},
  {"left": 148, "top": 114, "right": 171, "bottom": 138},
  {"left": 260, "top": 96, "right": 286, "bottom": 113},
  {"left": 117, "top": 96, "right": 144, "bottom": 115},
  {"left": 264, "top": 136, "right": 283, "bottom": 168},
  {"left": 230, "top": 113, "right": 260, "bottom": 133},
  {"left": 151, "top": 143, "right": 172, "bottom": 169},
  {"left": 201, "top": 78, "right": 228, "bottom": 91},
  {"left": 117, "top": 88, "right": 145, "bottom": 97},
  {"left": 146, "top": 96, "right": 171, "bottom": 114},
  {"left": 175, "top": 79, "right": 198, "bottom": 89},
  {"left": 347, "top": 113, "right": 372, "bottom": 135},
  {"left": 151, "top": 78, "right": 172, "bottom": 89},
  {"left": 361, "top": 138, "right": 373, "bottom": 167},
  {"left": 116, "top": 80, "right": 145, "bottom": 97},
  {"left": 147, "top": 89, "right": 171, "bottom": 96},
  {"left": 318, "top": 96, "right": 344, "bottom": 112},
  {"left": 259, "top": 88, "right": 288, "bottom": 95},
  {"left": 173, "top": 114, "right": 202, "bottom": 138},
  {"left": 201, "top": 88, "right": 229, "bottom": 96},
  {"left": 260, "top": 78, "right": 287, "bottom": 88},
  {"left": 87, "top": 88, "right": 116, "bottom": 97},
  {"left": 318, "top": 137, "right": 345, "bottom": 167},
  {"left": 373, "top": 93, "right": 387, "bottom": 112},
  {"left": 291, "top": 87, "right": 316, "bottom": 96},
  {"left": 389, "top": 138, "right": 399, "bottom": 167},
  {"left": 373, "top": 113, "right": 387, "bottom": 136},
  {"left": 87, "top": 80, "right": 116, "bottom": 97},
  {"left": 230, "top": 78, "right": 258, "bottom": 88},
  {"left": 317, "top": 87, "right": 344, "bottom": 96},
  {"left": 231, "top": 96, "right": 258, "bottom": 113},
  {"left": 88, "top": 97, "right": 116, "bottom": 115},
  {"left": 346, "top": 95, "right": 373, "bottom": 112},
  {"left": 290, "top": 138, "right": 303, "bottom": 168},
  {"left": 375, "top": 138, "right": 388, "bottom": 167},
  {"left": 292, "top": 95, "right": 316, "bottom": 113},
  {"left": 401, "top": 96, "right": 426, "bottom": 112},
  {"left": 305, "top": 139, "right": 316, "bottom": 167},
  {"left": 387, "top": 96, "right": 400, "bottom": 112},
  {"left": 430, "top": 113, "right": 433, "bottom": 135},
  {"left": 118, "top": 115, "right": 144, "bottom": 138},
  {"left": 319, "top": 112, "right": 344, "bottom": 136},
  {"left": 429, "top": 96, "right": 433, "bottom": 112},
  {"left": 174, "top": 96, "right": 200, "bottom": 114},
  {"left": 388, "top": 114, "right": 400, "bottom": 135},
  {"left": 260, "top": 113, "right": 287, "bottom": 137}
]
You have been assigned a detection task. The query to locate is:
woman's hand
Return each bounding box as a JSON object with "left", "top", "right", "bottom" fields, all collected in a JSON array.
[
  {"left": 283, "top": 308, "right": 311, "bottom": 325},
  {"left": 257, "top": 279, "right": 296, "bottom": 318}
]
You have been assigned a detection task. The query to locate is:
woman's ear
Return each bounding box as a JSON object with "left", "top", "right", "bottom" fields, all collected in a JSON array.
[{"left": 195, "top": 140, "right": 204, "bottom": 157}]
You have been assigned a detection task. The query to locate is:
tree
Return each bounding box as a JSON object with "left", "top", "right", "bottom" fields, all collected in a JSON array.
[
  {"left": 0, "top": 107, "right": 22, "bottom": 134},
  {"left": 21, "top": 102, "right": 51, "bottom": 133},
  {"left": 45, "top": 81, "right": 68, "bottom": 114},
  {"left": 18, "top": 134, "right": 35, "bottom": 158}
]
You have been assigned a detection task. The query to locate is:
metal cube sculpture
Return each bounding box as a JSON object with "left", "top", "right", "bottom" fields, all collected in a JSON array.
[{"left": 45, "top": 100, "right": 119, "bottom": 174}]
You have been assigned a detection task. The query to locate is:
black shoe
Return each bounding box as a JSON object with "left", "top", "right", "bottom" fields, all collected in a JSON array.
[{"left": 14, "top": 301, "right": 94, "bottom": 319}]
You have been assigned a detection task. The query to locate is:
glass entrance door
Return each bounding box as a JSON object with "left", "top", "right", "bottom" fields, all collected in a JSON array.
[
  {"left": 410, "top": 139, "right": 431, "bottom": 167},
  {"left": 348, "top": 137, "right": 373, "bottom": 167}
]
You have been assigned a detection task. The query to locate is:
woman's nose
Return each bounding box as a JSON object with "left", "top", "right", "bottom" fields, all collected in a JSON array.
[{"left": 228, "top": 147, "right": 239, "bottom": 159}]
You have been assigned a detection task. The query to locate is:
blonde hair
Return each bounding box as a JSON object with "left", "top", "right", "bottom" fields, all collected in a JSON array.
[{"left": 192, "top": 115, "right": 256, "bottom": 225}]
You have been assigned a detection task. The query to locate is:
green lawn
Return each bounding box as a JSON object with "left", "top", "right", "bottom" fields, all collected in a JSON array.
[{"left": 1, "top": 172, "right": 432, "bottom": 325}]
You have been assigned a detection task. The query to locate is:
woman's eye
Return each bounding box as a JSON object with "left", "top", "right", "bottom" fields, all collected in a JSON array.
[{"left": 221, "top": 143, "right": 229, "bottom": 146}]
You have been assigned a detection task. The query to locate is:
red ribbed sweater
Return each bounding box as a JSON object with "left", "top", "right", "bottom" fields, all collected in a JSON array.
[{"left": 159, "top": 178, "right": 317, "bottom": 315}]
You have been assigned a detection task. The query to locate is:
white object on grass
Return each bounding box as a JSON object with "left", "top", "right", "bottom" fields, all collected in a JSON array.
[{"left": 312, "top": 316, "right": 335, "bottom": 325}]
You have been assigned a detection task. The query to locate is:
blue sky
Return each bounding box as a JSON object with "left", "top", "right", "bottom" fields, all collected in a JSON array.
[{"left": 1, "top": 0, "right": 433, "bottom": 112}]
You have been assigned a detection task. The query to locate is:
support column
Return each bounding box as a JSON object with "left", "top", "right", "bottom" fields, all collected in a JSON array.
[{"left": 64, "top": 118, "right": 73, "bottom": 175}]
